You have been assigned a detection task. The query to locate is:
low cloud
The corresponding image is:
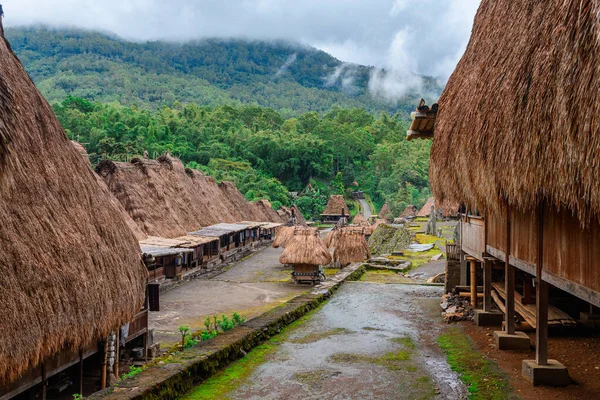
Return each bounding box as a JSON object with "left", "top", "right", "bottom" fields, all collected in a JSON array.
[
  {"left": 2, "top": 0, "right": 480, "bottom": 81},
  {"left": 275, "top": 53, "right": 297, "bottom": 77}
]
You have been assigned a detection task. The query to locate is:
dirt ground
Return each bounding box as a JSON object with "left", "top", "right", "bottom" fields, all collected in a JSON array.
[
  {"left": 149, "top": 247, "right": 309, "bottom": 348},
  {"left": 185, "top": 280, "right": 468, "bottom": 400},
  {"left": 463, "top": 320, "right": 600, "bottom": 399}
]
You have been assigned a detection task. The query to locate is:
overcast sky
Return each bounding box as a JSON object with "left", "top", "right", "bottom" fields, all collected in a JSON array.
[{"left": 2, "top": 0, "right": 480, "bottom": 99}]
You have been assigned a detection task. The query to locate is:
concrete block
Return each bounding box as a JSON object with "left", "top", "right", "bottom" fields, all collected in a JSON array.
[
  {"left": 493, "top": 330, "right": 530, "bottom": 350},
  {"left": 474, "top": 310, "right": 504, "bottom": 326},
  {"left": 522, "top": 359, "right": 571, "bottom": 386}
]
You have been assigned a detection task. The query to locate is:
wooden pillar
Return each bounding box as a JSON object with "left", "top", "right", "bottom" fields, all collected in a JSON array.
[
  {"left": 483, "top": 258, "right": 492, "bottom": 312},
  {"left": 100, "top": 340, "right": 108, "bottom": 390},
  {"left": 78, "top": 349, "right": 84, "bottom": 395},
  {"left": 505, "top": 205, "right": 516, "bottom": 335},
  {"left": 40, "top": 363, "right": 47, "bottom": 400},
  {"left": 470, "top": 259, "right": 477, "bottom": 307},
  {"left": 536, "top": 203, "right": 548, "bottom": 365}
]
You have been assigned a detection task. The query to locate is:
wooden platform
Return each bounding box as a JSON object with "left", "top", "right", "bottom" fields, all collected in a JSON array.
[{"left": 491, "top": 282, "right": 576, "bottom": 328}]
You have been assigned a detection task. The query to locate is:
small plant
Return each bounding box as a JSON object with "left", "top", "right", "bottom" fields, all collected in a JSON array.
[
  {"left": 178, "top": 325, "right": 191, "bottom": 350},
  {"left": 204, "top": 316, "right": 212, "bottom": 332},
  {"left": 185, "top": 335, "right": 200, "bottom": 348},
  {"left": 122, "top": 365, "right": 144, "bottom": 379},
  {"left": 200, "top": 330, "right": 217, "bottom": 341},
  {"left": 232, "top": 312, "right": 245, "bottom": 326},
  {"left": 219, "top": 314, "right": 235, "bottom": 332},
  {"left": 73, "top": 394, "right": 84, "bottom": 400},
  {"left": 213, "top": 315, "right": 220, "bottom": 331}
]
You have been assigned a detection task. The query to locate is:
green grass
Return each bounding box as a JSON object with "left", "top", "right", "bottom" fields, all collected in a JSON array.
[
  {"left": 183, "top": 303, "right": 326, "bottom": 399},
  {"left": 437, "top": 327, "right": 515, "bottom": 399}
]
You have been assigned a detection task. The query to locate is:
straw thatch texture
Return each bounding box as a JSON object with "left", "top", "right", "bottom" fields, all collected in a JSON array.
[
  {"left": 379, "top": 203, "right": 392, "bottom": 220},
  {"left": 430, "top": 0, "right": 600, "bottom": 226},
  {"left": 417, "top": 197, "right": 459, "bottom": 218},
  {"left": 219, "top": 181, "right": 261, "bottom": 222},
  {"left": 399, "top": 205, "right": 417, "bottom": 219},
  {"left": 253, "top": 199, "right": 285, "bottom": 224},
  {"left": 334, "top": 229, "right": 370, "bottom": 266},
  {"left": 352, "top": 213, "right": 370, "bottom": 226},
  {"left": 279, "top": 228, "right": 332, "bottom": 265},
  {"left": 322, "top": 195, "right": 348, "bottom": 216},
  {"left": 325, "top": 226, "right": 366, "bottom": 249},
  {"left": 279, "top": 205, "right": 308, "bottom": 226},
  {"left": 417, "top": 198, "right": 436, "bottom": 217},
  {"left": 0, "top": 30, "right": 146, "bottom": 385},
  {"left": 272, "top": 225, "right": 302, "bottom": 248}
]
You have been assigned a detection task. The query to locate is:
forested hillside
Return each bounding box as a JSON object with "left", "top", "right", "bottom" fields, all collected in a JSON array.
[
  {"left": 55, "top": 97, "right": 432, "bottom": 219},
  {"left": 6, "top": 27, "right": 441, "bottom": 117}
]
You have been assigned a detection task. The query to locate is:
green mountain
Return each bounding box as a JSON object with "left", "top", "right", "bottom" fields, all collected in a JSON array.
[{"left": 5, "top": 27, "right": 441, "bottom": 117}]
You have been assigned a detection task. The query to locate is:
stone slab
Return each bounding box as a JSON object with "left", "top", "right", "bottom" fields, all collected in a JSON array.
[
  {"left": 474, "top": 310, "right": 504, "bottom": 326},
  {"left": 493, "top": 330, "right": 530, "bottom": 351},
  {"left": 522, "top": 359, "right": 570, "bottom": 386}
]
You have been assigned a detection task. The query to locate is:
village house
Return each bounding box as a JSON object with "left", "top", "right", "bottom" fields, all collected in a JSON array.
[
  {"left": 429, "top": 0, "right": 600, "bottom": 386},
  {"left": 321, "top": 195, "right": 349, "bottom": 223},
  {"left": 0, "top": 22, "right": 147, "bottom": 399}
]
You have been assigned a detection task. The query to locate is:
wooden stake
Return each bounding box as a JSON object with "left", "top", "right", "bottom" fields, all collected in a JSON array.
[
  {"left": 115, "top": 330, "right": 120, "bottom": 379},
  {"left": 536, "top": 202, "right": 549, "bottom": 365},
  {"left": 470, "top": 259, "right": 478, "bottom": 307},
  {"left": 505, "top": 203, "right": 516, "bottom": 335},
  {"left": 484, "top": 258, "right": 492, "bottom": 312}
]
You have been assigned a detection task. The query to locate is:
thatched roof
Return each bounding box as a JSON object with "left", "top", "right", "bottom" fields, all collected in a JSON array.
[
  {"left": 417, "top": 197, "right": 436, "bottom": 217},
  {"left": 272, "top": 225, "right": 308, "bottom": 248},
  {"left": 97, "top": 156, "right": 284, "bottom": 238},
  {"left": 279, "top": 228, "right": 332, "bottom": 266},
  {"left": 279, "top": 205, "right": 308, "bottom": 226},
  {"left": 334, "top": 229, "right": 371, "bottom": 266},
  {"left": 430, "top": 0, "right": 600, "bottom": 226},
  {"left": 0, "top": 27, "right": 147, "bottom": 385},
  {"left": 379, "top": 203, "right": 392, "bottom": 220},
  {"left": 322, "top": 195, "right": 348, "bottom": 216},
  {"left": 399, "top": 205, "right": 418, "bottom": 219},
  {"left": 325, "top": 226, "right": 366, "bottom": 249},
  {"left": 417, "top": 197, "right": 459, "bottom": 218},
  {"left": 352, "top": 213, "right": 370, "bottom": 227}
]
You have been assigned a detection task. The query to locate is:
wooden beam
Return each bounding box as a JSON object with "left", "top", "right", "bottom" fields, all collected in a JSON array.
[
  {"left": 100, "top": 340, "right": 108, "bottom": 390},
  {"left": 79, "top": 349, "right": 84, "bottom": 395},
  {"left": 484, "top": 258, "right": 492, "bottom": 312},
  {"left": 505, "top": 203, "right": 516, "bottom": 335},
  {"left": 470, "top": 259, "right": 478, "bottom": 307},
  {"left": 536, "top": 203, "right": 549, "bottom": 366}
]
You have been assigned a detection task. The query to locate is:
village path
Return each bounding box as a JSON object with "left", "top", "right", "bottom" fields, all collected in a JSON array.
[
  {"left": 359, "top": 198, "right": 372, "bottom": 219},
  {"left": 149, "top": 247, "right": 309, "bottom": 348},
  {"left": 185, "top": 281, "right": 467, "bottom": 400}
]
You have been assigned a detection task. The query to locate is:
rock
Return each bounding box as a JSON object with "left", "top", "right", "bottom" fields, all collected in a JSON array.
[
  {"left": 431, "top": 253, "right": 444, "bottom": 261},
  {"left": 446, "top": 306, "right": 457, "bottom": 314}
]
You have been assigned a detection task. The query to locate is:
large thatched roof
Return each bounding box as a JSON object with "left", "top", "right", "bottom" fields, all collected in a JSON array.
[
  {"left": 352, "top": 213, "right": 369, "bottom": 227},
  {"left": 379, "top": 203, "right": 392, "bottom": 220},
  {"left": 334, "top": 229, "right": 370, "bottom": 266},
  {"left": 280, "top": 228, "right": 332, "bottom": 265},
  {"left": 322, "top": 195, "right": 348, "bottom": 216},
  {"left": 0, "top": 29, "right": 147, "bottom": 385},
  {"left": 279, "top": 205, "right": 308, "bottom": 226},
  {"left": 430, "top": 0, "right": 600, "bottom": 225},
  {"left": 97, "top": 156, "right": 284, "bottom": 238}
]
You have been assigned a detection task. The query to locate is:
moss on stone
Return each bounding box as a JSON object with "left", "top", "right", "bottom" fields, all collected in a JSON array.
[{"left": 368, "top": 224, "right": 412, "bottom": 256}]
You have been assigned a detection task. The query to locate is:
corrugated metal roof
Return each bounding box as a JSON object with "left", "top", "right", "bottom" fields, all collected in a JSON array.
[
  {"left": 140, "top": 245, "right": 193, "bottom": 257},
  {"left": 189, "top": 223, "right": 249, "bottom": 237}
]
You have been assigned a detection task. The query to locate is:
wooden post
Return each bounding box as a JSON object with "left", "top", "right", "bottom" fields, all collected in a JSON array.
[
  {"left": 100, "top": 340, "right": 108, "bottom": 390},
  {"left": 505, "top": 205, "right": 516, "bottom": 335},
  {"left": 40, "top": 362, "right": 47, "bottom": 400},
  {"left": 536, "top": 203, "right": 548, "bottom": 365},
  {"left": 483, "top": 258, "right": 492, "bottom": 312},
  {"left": 470, "top": 259, "right": 477, "bottom": 307},
  {"left": 79, "top": 349, "right": 84, "bottom": 395}
]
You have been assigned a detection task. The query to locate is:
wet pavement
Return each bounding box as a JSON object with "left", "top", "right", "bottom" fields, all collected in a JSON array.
[
  {"left": 150, "top": 247, "right": 309, "bottom": 348},
  {"left": 359, "top": 199, "right": 372, "bottom": 219},
  {"left": 200, "top": 282, "right": 467, "bottom": 400}
]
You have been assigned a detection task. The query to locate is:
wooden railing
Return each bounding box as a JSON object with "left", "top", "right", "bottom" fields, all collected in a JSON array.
[{"left": 446, "top": 243, "right": 460, "bottom": 261}]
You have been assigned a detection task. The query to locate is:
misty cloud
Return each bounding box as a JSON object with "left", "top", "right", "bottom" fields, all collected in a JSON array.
[
  {"left": 274, "top": 53, "right": 297, "bottom": 77},
  {"left": 2, "top": 0, "right": 480, "bottom": 100}
]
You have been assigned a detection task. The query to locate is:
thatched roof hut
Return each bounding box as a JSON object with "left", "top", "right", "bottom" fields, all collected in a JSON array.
[
  {"left": 272, "top": 225, "right": 310, "bottom": 248},
  {"left": 399, "top": 205, "right": 418, "bottom": 219},
  {"left": 0, "top": 28, "right": 147, "bottom": 385},
  {"left": 334, "top": 229, "right": 371, "bottom": 266},
  {"left": 379, "top": 203, "right": 393, "bottom": 221},
  {"left": 279, "top": 205, "right": 308, "bottom": 226},
  {"left": 430, "top": 0, "right": 600, "bottom": 226},
  {"left": 352, "top": 213, "right": 370, "bottom": 227},
  {"left": 417, "top": 197, "right": 459, "bottom": 218},
  {"left": 280, "top": 229, "right": 332, "bottom": 266},
  {"left": 322, "top": 195, "right": 348, "bottom": 217},
  {"left": 417, "top": 197, "right": 436, "bottom": 217}
]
